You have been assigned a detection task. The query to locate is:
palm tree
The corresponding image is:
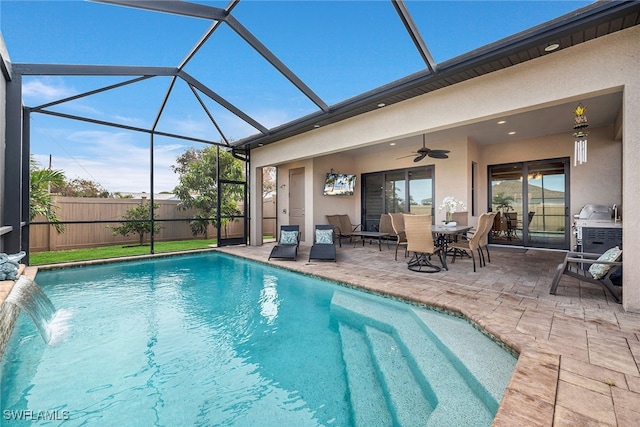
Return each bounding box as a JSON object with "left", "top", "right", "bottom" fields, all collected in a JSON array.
[
  {"left": 492, "top": 192, "right": 514, "bottom": 213},
  {"left": 29, "top": 157, "right": 66, "bottom": 233}
]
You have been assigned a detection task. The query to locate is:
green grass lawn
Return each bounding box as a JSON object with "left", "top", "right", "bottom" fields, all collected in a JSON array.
[{"left": 29, "top": 239, "right": 218, "bottom": 265}]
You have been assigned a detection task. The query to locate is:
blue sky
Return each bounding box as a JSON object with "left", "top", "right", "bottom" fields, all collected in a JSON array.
[{"left": 1, "top": 0, "right": 592, "bottom": 193}]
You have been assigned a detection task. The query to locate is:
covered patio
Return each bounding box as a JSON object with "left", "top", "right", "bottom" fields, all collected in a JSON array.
[{"left": 218, "top": 242, "right": 640, "bottom": 425}]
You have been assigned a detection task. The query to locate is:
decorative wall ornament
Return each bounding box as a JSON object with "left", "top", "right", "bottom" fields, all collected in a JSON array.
[{"left": 573, "top": 103, "right": 589, "bottom": 166}]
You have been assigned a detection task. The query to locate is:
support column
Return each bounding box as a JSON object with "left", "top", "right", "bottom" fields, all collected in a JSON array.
[
  {"left": 3, "top": 72, "right": 24, "bottom": 256},
  {"left": 250, "top": 166, "right": 263, "bottom": 246},
  {"left": 622, "top": 84, "right": 640, "bottom": 312}
]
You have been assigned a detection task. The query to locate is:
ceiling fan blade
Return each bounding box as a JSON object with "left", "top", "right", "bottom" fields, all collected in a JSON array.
[
  {"left": 428, "top": 151, "right": 449, "bottom": 159},
  {"left": 396, "top": 153, "right": 418, "bottom": 160},
  {"left": 413, "top": 153, "right": 427, "bottom": 162}
]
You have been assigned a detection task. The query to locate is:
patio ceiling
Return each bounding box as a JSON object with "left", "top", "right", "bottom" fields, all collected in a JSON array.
[
  {"left": 7, "top": 0, "right": 640, "bottom": 157},
  {"left": 343, "top": 91, "right": 624, "bottom": 158}
]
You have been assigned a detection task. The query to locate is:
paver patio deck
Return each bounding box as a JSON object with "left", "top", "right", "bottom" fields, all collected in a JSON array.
[{"left": 217, "top": 242, "right": 640, "bottom": 426}]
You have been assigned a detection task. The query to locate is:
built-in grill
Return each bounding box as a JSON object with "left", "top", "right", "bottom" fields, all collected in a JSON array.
[{"left": 573, "top": 204, "right": 622, "bottom": 254}]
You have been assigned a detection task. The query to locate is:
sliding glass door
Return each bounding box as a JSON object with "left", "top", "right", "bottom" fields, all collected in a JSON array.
[
  {"left": 362, "top": 166, "right": 434, "bottom": 231},
  {"left": 489, "top": 158, "right": 569, "bottom": 249}
]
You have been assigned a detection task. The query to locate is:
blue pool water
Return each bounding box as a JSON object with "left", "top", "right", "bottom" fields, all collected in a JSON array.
[{"left": 1, "top": 252, "right": 516, "bottom": 426}]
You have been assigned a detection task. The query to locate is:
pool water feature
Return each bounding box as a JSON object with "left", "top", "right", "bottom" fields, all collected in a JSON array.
[{"left": 1, "top": 252, "right": 516, "bottom": 426}]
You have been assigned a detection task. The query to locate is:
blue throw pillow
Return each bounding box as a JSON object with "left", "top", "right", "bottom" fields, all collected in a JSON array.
[
  {"left": 280, "top": 230, "right": 298, "bottom": 245},
  {"left": 315, "top": 229, "right": 333, "bottom": 244}
]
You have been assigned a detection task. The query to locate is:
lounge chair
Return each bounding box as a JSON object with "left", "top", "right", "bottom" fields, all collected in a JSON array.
[
  {"left": 403, "top": 214, "right": 443, "bottom": 273},
  {"left": 448, "top": 212, "right": 491, "bottom": 272},
  {"left": 326, "top": 214, "right": 362, "bottom": 247},
  {"left": 550, "top": 247, "right": 622, "bottom": 303},
  {"left": 309, "top": 224, "right": 337, "bottom": 262},
  {"left": 268, "top": 225, "right": 300, "bottom": 261}
]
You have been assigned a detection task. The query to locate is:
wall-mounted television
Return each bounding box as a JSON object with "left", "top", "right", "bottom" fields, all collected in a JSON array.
[{"left": 323, "top": 173, "right": 357, "bottom": 196}]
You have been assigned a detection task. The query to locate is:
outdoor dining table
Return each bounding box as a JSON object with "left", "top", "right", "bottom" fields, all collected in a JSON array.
[{"left": 431, "top": 224, "right": 474, "bottom": 270}]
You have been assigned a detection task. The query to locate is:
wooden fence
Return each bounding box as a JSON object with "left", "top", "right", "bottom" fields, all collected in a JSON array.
[{"left": 30, "top": 196, "right": 250, "bottom": 252}]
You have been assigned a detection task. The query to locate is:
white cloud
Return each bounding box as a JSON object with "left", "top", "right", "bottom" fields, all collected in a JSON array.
[
  {"left": 163, "top": 116, "right": 220, "bottom": 141},
  {"left": 22, "top": 77, "right": 75, "bottom": 102},
  {"left": 37, "top": 129, "right": 187, "bottom": 193}
]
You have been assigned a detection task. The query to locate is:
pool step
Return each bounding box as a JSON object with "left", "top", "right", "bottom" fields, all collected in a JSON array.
[
  {"left": 331, "top": 290, "right": 497, "bottom": 426},
  {"left": 338, "top": 322, "right": 393, "bottom": 427},
  {"left": 364, "top": 325, "right": 434, "bottom": 425},
  {"left": 411, "top": 308, "right": 516, "bottom": 412}
]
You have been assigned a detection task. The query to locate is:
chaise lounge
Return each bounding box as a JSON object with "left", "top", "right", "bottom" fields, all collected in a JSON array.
[
  {"left": 309, "top": 224, "right": 337, "bottom": 262},
  {"left": 268, "top": 225, "right": 300, "bottom": 261}
]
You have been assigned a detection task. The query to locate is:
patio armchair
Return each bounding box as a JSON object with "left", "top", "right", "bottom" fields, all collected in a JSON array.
[
  {"left": 268, "top": 225, "right": 300, "bottom": 261},
  {"left": 448, "top": 212, "right": 491, "bottom": 272},
  {"left": 326, "top": 214, "right": 362, "bottom": 247},
  {"left": 309, "top": 224, "right": 337, "bottom": 262},
  {"left": 403, "top": 214, "right": 443, "bottom": 273},
  {"left": 550, "top": 247, "right": 622, "bottom": 303}
]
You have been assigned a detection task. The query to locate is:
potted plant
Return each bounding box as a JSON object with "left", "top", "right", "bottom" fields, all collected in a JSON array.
[{"left": 439, "top": 196, "right": 466, "bottom": 226}]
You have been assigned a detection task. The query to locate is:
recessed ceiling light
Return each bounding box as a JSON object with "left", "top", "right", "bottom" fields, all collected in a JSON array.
[
  {"left": 544, "top": 43, "right": 560, "bottom": 52},
  {"left": 313, "top": 124, "right": 320, "bottom": 128},
  {"left": 390, "top": 142, "right": 396, "bottom": 146},
  {"left": 377, "top": 103, "right": 386, "bottom": 108},
  {"left": 258, "top": 143, "right": 264, "bottom": 146},
  {"left": 497, "top": 120, "right": 506, "bottom": 125},
  {"left": 508, "top": 131, "right": 516, "bottom": 135}
]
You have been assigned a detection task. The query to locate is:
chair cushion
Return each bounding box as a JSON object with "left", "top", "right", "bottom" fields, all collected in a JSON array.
[
  {"left": 280, "top": 230, "right": 298, "bottom": 245},
  {"left": 588, "top": 246, "right": 622, "bottom": 279},
  {"left": 315, "top": 229, "right": 333, "bottom": 244}
]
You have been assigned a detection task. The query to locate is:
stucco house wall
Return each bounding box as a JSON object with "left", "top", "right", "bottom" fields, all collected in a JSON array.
[{"left": 250, "top": 26, "right": 639, "bottom": 311}]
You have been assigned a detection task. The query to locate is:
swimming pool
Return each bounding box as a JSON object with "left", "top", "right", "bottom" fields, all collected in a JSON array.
[{"left": 1, "top": 252, "right": 516, "bottom": 426}]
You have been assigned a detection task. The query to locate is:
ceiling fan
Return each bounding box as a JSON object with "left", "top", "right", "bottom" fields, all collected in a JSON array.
[{"left": 398, "top": 135, "right": 450, "bottom": 162}]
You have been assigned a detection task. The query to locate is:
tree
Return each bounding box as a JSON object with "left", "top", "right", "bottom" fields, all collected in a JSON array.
[
  {"left": 172, "top": 146, "right": 245, "bottom": 238},
  {"left": 29, "top": 157, "right": 66, "bottom": 233},
  {"left": 492, "top": 192, "right": 514, "bottom": 212},
  {"left": 262, "top": 166, "right": 276, "bottom": 199},
  {"left": 52, "top": 178, "right": 110, "bottom": 197},
  {"left": 109, "top": 202, "right": 162, "bottom": 246}
]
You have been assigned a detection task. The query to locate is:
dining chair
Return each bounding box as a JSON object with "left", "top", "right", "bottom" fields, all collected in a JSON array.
[
  {"left": 403, "top": 214, "right": 443, "bottom": 273},
  {"left": 448, "top": 213, "right": 490, "bottom": 272},
  {"left": 388, "top": 212, "right": 408, "bottom": 261}
]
